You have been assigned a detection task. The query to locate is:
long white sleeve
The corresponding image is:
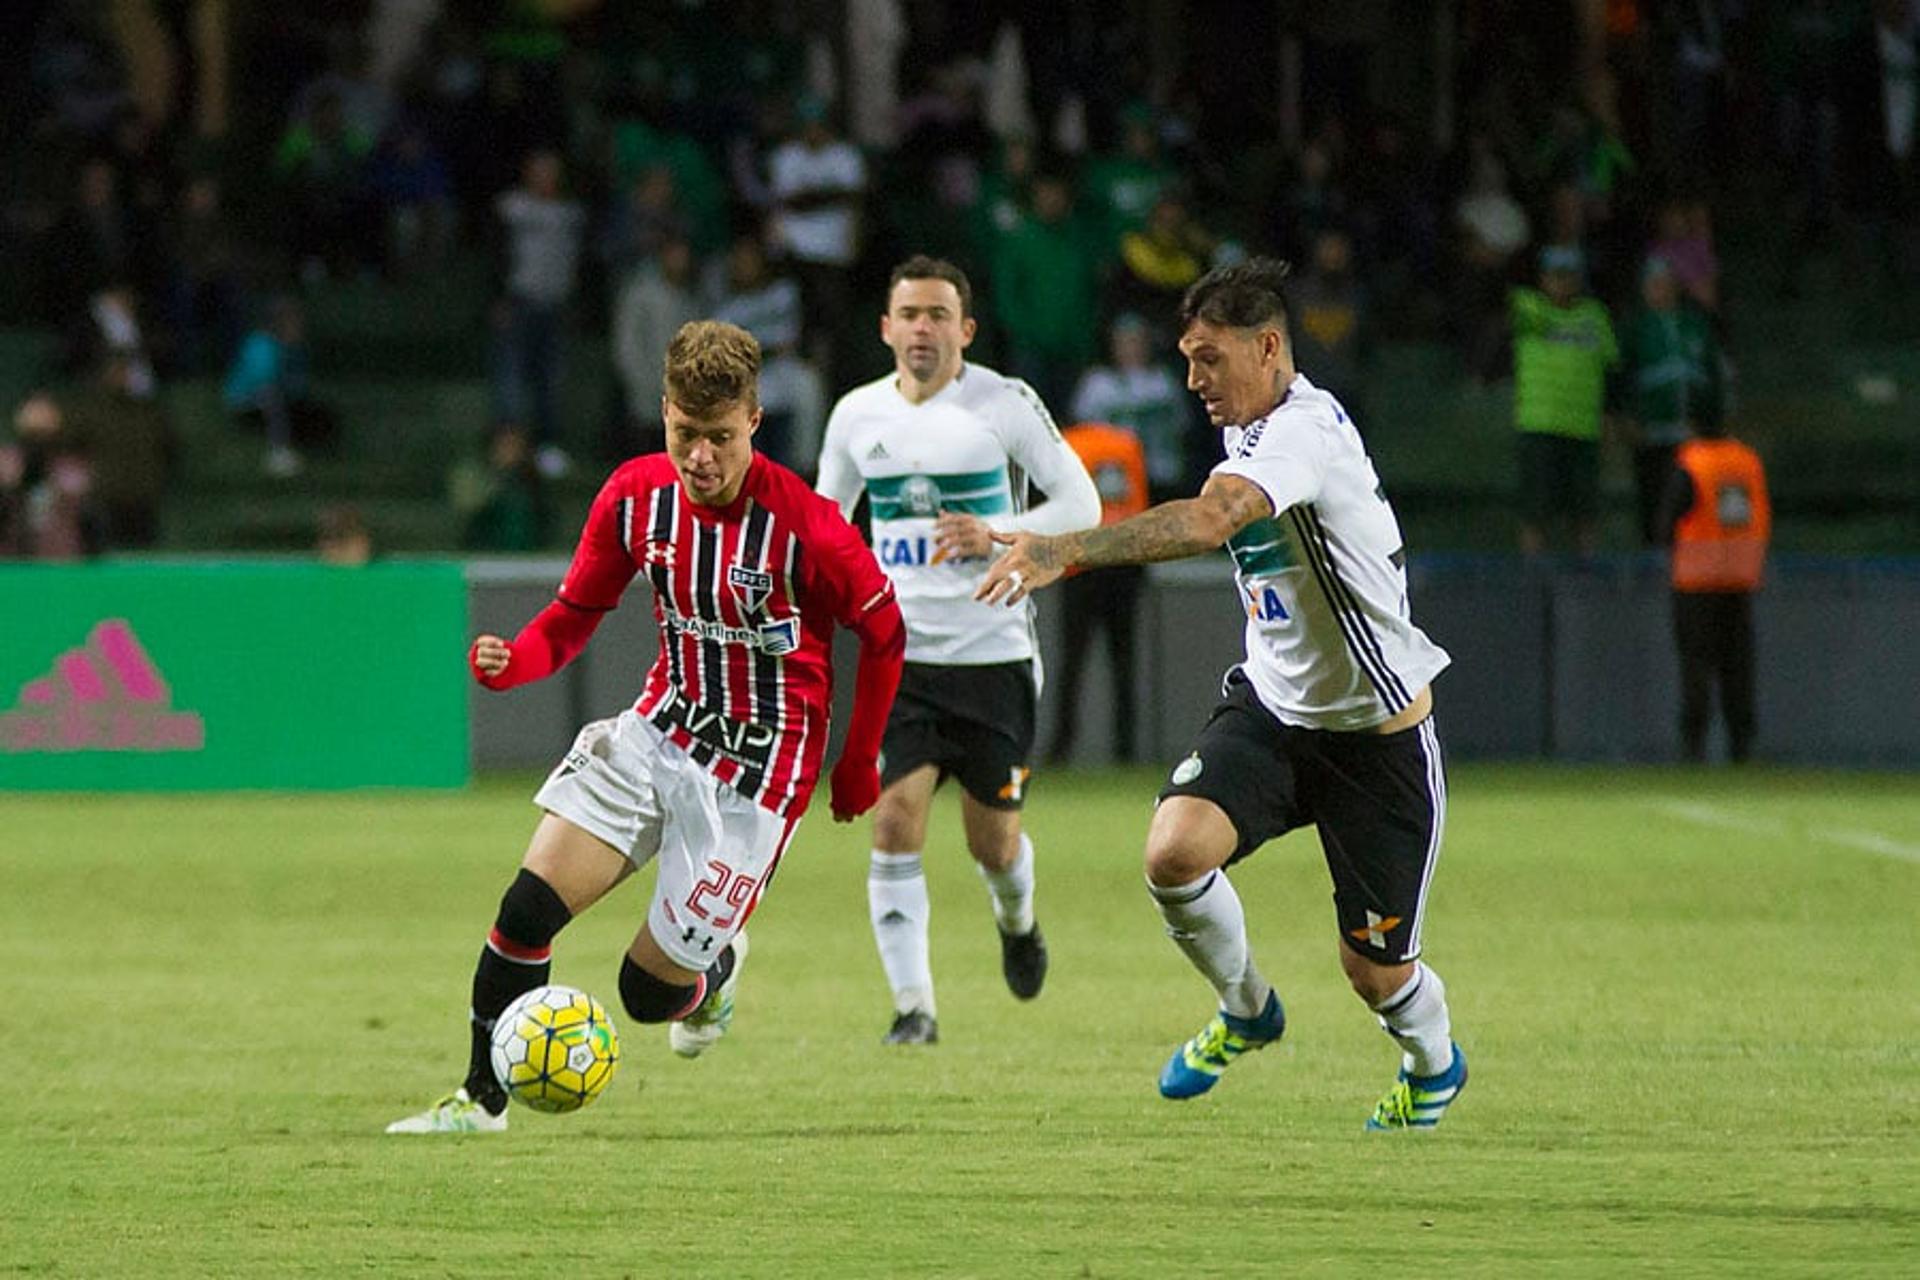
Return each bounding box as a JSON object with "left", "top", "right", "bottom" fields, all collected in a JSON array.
[
  {"left": 814, "top": 397, "right": 865, "bottom": 518},
  {"left": 990, "top": 379, "right": 1101, "bottom": 537}
]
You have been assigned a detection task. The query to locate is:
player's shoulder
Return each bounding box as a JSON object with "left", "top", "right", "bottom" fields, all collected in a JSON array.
[
  {"left": 963, "top": 363, "right": 1058, "bottom": 431},
  {"left": 752, "top": 455, "right": 854, "bottom": 529},
  {"left": 828, "top": 372, "right": 897, "bottom": 422},
  {"left": 955, "top": 361, "right": 1023, "bottom": 404},
  {"left": 1280, "top": 376, "right": 1348, "bottom": 426},
  {"left": 598, "top": 453, "right": 676, "bottom": 499},
  {"left": 754, "top": 458, "right": 880, "bottom": 589},
  {"left": 1237, "top": 377, "right": 1352, "bottom": 455}
]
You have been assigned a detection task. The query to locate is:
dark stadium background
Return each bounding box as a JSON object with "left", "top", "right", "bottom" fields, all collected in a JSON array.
[{"left": 2, "top": 0, "right": 1915, "bottom": 771}]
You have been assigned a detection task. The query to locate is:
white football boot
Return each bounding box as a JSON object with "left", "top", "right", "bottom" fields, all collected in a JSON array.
[
  {"left": 669, "top": 931, "right": 749, "bottom": 1059},
  {"left": 384, "top": 1087, "right": 509, "bottom": 1134}
]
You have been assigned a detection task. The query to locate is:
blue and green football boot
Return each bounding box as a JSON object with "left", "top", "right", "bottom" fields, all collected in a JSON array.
[
  {"left": 1158, "top": 990, "right": 1286, "bottom": 1099},
  {"left": 1366, "top": 1042, "right": 1468, "bottom": 1131}
]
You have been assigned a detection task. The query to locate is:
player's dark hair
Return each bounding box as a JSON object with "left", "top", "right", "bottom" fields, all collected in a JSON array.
[
  {"left": 888, "top": 254, "right": 974, "bottom": 319},
  {"left": 664, "top": 319, "right": 761, "bottom": 415},
  {"left": 1178, "top": 256, "right": 1293, "bottom": 335}
]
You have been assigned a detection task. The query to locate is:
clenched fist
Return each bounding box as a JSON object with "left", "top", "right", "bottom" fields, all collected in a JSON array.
[{"left": 470, "top": 634, "right": 511, "bottom": 681}]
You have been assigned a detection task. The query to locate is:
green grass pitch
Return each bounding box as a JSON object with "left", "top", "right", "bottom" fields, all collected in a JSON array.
[{"left": 3, "top": 766, "right": 1916, "bottom": 1276}]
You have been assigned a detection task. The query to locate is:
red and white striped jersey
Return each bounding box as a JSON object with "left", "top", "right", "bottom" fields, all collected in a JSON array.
[{"left": 556, "top": 453, "right": 894, "bottom": 816}]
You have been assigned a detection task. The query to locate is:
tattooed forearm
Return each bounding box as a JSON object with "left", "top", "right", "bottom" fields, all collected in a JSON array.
[
  {"left": 1009, "top": 478, "right": 1269, "bottom": 576},
  {"left": 1065, "top": 498, "right": 1236, "bottom": 569}
]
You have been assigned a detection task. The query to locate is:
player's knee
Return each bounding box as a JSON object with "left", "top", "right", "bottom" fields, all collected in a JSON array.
[
  {"left": 872, "top": 812, "right": 911, "bottom": 850},
  {"left": 495, "top": 868, "right": 573, "bottom": 949},
  {"left": 1340, "top": 948, "right": 1411, "bottom": 1005},
  {"left": 1143, "top": 835, "right": 1212, "bottom": 888},
  {"left": 966, "top": 828, "right": 1020, "bottom": 872},
  {"left": 871, "top": 798, "right": 922, "bottom": 851},
  {"left": 618, "top": 954, "right": 701, "bottom": 1024},
  {"left": 970, "top": 845, "right": 1016, "bottom": 873},
  {"left": 1144, "top": 798, "right": 1236, "bottom": 887}
]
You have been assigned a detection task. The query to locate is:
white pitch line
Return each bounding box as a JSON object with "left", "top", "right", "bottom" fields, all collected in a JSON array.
[
  {"left": 1824, "top": 828, "right": 1920, "bottom": 866},
  {"left": 1648, "top": 799, "right": 1783, "bottom": 837},
  {"left": 1647, "top": 799, "right": 1920, "bottom": 866}
]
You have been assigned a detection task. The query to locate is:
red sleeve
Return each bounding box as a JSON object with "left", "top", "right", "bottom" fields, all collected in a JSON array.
[
  {"left": 555, "top": 468, "right": 644, "bottom": 611},
  {"left": 474, "top": 470, "right": 641, "bottom": 691},
  {"left": 799, "top": 489, "right": 896, "bottom": 633},
  {"left": 800, "top": 493, "right": 903, "bottom": 763},
  {"left": 839, "top": 596, "right": 904, "bottom": 765}
]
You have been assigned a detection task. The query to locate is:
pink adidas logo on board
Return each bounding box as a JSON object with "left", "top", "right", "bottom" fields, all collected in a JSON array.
[{"left": 1, "top": 619, "right": 205, "bottom": 753}]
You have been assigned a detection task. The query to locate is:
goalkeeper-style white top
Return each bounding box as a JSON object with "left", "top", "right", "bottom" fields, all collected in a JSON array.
[
  {"left": 818, "top": 363, "right": 1100, "bottom": 666},
  {"left": 1211, "top": 372, "right": 1450, "bottom": 731}
]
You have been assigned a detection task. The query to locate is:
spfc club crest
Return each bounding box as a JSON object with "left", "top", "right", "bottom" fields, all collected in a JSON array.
[{"left": 727, "top": 563, "right": 773, "bottom": 613}]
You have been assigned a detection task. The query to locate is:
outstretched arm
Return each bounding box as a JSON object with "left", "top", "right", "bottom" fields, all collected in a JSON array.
[
  {"left": 470, "top": 599, "right": 609, "bottom": 690},
  {"left": 472, "top": 472, "right": 637, "bottom": 688},
  {"left": 976, "top": 473, "right": 1272, "bottom": 607}
]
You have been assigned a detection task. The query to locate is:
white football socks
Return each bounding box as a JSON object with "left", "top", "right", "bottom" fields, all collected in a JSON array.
[
  {"left": 869, "top": 850, "right": 934, "bottom": 1016},
  {"left": 1148, "top": 870, "right": 1272, "bottom": 1019},
  {"left": 978, "top": 833, "right": 1036, "bottom": 936},
  {"left": 1373, "top": 962, "right": 1454, "bottom": 1078}
]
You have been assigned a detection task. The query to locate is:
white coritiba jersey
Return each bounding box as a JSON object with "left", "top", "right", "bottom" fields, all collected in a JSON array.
[
  {"left": 819, "top": 363, "right": 1101, "bottom": 665},
  {"left": 1211, "top": 373, "right": 1450, "bottom": 731}
]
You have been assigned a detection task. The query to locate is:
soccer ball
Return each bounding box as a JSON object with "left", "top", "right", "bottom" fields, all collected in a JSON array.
[{"left": 489, "top": 985, "right": 620, "bottom": 1114}]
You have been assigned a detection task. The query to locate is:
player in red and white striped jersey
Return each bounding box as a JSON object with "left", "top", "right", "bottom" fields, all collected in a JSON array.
[
  {"left": 390, "top": 321, "right": 904, "bottom": 1133},
  {"left": 543, "top": 443, "right": 893, "bottom": 818}
]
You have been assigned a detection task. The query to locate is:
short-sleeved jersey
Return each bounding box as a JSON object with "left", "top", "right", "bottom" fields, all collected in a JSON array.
[
  {"left": 817, "top": 363, "right": 1095, "bottom": 665},
  {"left": 1210, "top": 374, "right": 1450, "bottom": 732},
  {"left": 557, "top": 453, "right": 894, "bottom": 816},
  {"left": 1511, "top": 289, "right": 1618, "bottom": 440}
]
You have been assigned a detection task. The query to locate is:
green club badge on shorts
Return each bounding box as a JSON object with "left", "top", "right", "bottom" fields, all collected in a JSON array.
[{"left": 1171, "top": 753, "right": 1203, "bottom": 785}]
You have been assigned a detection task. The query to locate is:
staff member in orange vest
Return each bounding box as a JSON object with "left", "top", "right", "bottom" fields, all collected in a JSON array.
[
  {"left": 1659, "top": 418, "right": 1770, "bottom": 763},
  {"left": 1050, "top": 421, "right": 1151, "bottom": 763}
]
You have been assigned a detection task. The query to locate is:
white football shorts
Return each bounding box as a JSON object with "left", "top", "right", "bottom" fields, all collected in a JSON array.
[{"left": 534, "top": 710, "right": 798, "bottom": 971}]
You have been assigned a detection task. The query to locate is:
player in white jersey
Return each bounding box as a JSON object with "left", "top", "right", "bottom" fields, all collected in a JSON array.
[
  {"left": 978, "top": 258, "right": 1467, "bottom": 1130},
  {"left": 818, "top": 256, "right": 1101, "bottom": 1045}
]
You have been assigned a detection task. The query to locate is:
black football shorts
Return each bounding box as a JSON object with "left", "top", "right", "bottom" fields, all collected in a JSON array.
[
  {"left": 880, "top": 660, "right": 1037, "bottom": 810},
  {"left": 1159, "top": 672, "right": 1447, "bottom": 963}
]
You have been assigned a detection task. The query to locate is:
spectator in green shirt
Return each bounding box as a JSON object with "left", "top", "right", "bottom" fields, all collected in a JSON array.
[
  {"left": 1084, "top": 102, "right": 1178, "bottom": 252},
  {"left": 275, "top": 90, "right": 375, "bottom": 281},
  {"left": 974, "top": 134, "right": 1038, "bottom": 259},
  {"left": 609, "top": 118, "right": 728, "bottom": 255},
  {"left": 990, "top": 171, "right": 1101, "bottom": 415},
  {"left": 1621, "top": 255, "right": 1723, "bottom": 546},
  {"left": 450, "top": 423, "right": 553, "bottom": 553},
  {"left": 1511, "top": 245, "right": 1617, "bottom": 558}
]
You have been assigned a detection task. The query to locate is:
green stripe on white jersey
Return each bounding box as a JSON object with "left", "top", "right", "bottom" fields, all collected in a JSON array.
[
  {"left": 818, "top": 363, "right": 1060, "bottom": 667},
  {"left": 1226, "top": 517, "right": 1299, "bottom": 576},
  {"left": 867, "top": 468, "right": 1014, "bottom": 520}
]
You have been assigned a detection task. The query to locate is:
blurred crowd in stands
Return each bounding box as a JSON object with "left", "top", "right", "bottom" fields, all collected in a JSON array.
[{"left": 1, "top": 0, "right": 1916, "bottom": 560}]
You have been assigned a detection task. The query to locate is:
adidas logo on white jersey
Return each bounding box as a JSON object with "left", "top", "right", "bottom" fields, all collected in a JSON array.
[{"left": 866, "top": 442, "right": 890, "bottom": 460}]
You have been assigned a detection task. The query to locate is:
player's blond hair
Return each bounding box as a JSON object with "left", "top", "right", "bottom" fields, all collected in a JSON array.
[{"left": 664, "top": 320, "right": 762, "bottom": 416}]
